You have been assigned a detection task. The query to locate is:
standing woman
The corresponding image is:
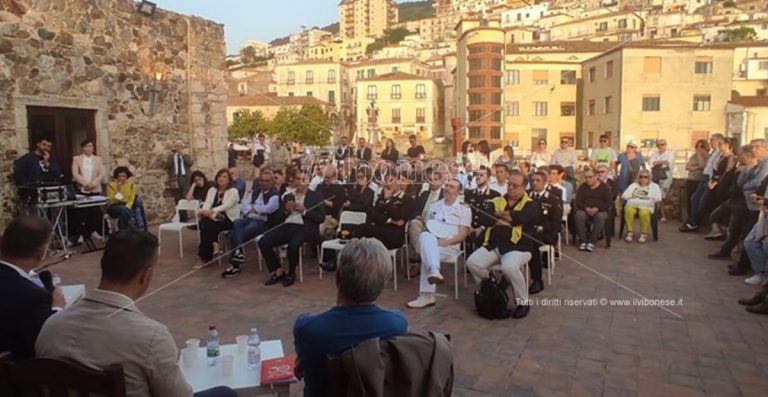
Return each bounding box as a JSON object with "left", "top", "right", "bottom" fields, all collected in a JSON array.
[
  {"left": 685, "top": 139, "right": 710, "bottom": 213},
  {"left": 459, "top": 140, "right": 477, "bottom": 168},
  {"left": 380, "top": 138, "right": 399, "bottom": 163},
  {"left": 530, "top": 139, "right": 550, "bottom": 169},
  {"left": 617, "top": 141, "right": 645, "bottom": 192},
  {"left": 649, "top": 139, "right": 674, "bottom": 221},
  {"left": 71, "top": 139, "right": 105, "bottom": 237},
  {"left": 476, "top": 140, "right": 493, "bottom": 169},
  {"left": 196, "top": 169, "right": 240, "bottom": 267}
]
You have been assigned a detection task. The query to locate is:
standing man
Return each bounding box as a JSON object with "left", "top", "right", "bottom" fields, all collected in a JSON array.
[
  {"left": 356, "top": 137, "right": 373, "bottom": 163},
  {"left": 166, "top": 140, "right": 194, "bottom": 221},
  {"left": 227, "top": 143, "right": 237, "bottom": 169},
  {"left": 252, "top": 133, "right": 271, "bottom": 177},
  {"left": 13, "top": 135, "right": 63, "bottom": 186},
  {"left": 335, "top": 136, "right": 353, "bottom": 166},
  {"left": 271, "top": 137, "right": 291, "bottom": 173},
  {"left": 0, "top": 216, "right": 66, "bottom": 361},
  {"left": 407, "top": 178, "right": 471, "bottom": 309},
  {"left": 222, "top": 170, "right": 280, "bottom": 278},
  {"left": 589, "top": 134, "right": 618, "bottom": 175},
  {"left": 551, "top": 138, "right": 577, "bottom": 180},
  {"left": 406, "top": 134, "right": 426, "bottom": 162}
]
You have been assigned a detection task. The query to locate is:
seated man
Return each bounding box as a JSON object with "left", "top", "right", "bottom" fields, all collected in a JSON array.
[
  {"left": 548, "top": 164, "right": 573, "bottom": 208},
  {"left": 407, "top": 178, "right": 471, "bottom": 309},
  {"left": 222, "top": 169, "right": 280, "bottom": 278},
  {"left": 527, "top": 170, "right": 562, "bottom": 294},
  {"left": 488, "top": 163, "right": 509, "bottom": 195},
  {"left": 0, "top": 216, "right": 66, "bottom": 361},
  {"left": 574, "top": 168, "right": 613, "bottom": 252},
  {"left": 466, "top": 171, "right": 541, "bottom": 319},
  {"left": 464, "top": 165, "right": 500, "bottom": 254},
  {"left": 36, "top": 229, "right": 234, "bottom": 397},
  {"left": 294, "top": 238, "right": 408, "bottom": 397},
  {"left": 259, "top": 168, "right": 325, "bottom": 287},
  {"left": 316, "top": 166, "right": 347, "bottom": 242},
  {"left": 407, "top": 169, "right": 444, "bottom": 275}
]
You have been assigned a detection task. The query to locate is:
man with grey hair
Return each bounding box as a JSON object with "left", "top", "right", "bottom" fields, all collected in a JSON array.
[
  {"left": 166, "top": 140, "right": 194, "bottom": 221},
  {"left": 293, "top": 238, "right": 407, "bottom": 397}
]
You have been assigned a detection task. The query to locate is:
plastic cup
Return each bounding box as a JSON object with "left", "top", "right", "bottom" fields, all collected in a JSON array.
[
  {"left": 181, "top": 347, "right": 196, "bottom": 367},
  {"left": 221, "top": 355, "right": 234, "bottom": 376},
  {"left": 186, "top": 338, "right": 200, "bottom": 351},
  {"left": 236, "top": 335, "right": 248, "bottom": 353}
]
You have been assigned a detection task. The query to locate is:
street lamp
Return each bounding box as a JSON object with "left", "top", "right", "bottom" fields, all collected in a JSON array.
[{"left": 365, "top": 100, "right": 379, "bottom": 144}]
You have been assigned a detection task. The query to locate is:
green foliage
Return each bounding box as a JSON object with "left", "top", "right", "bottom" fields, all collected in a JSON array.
[
  {"left": 722, "top": 0, "right": 736, "bottom": 7},
  {"left": 718, "top": 27, "right": 757, "bottom": 42},
  {"left": 398, "top": 1, "right": 434, "bottom": 23},
  {"left": 227, "top": 109, "right": 269, "bottom": 139},
  {"left": 269, "top": 105, "right": 333, "bottom": 146},
  {"left": 366, "top": 28, "right": 414, "bottom": 54}
]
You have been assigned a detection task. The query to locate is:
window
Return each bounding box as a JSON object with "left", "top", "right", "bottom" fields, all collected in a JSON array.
[
  {"left": 469, "top": 46, "right": 485, "bottom": 54},
  {"left": 491, "top": 112, "right": 501, "bottom": 122},
  {"left": 507, "top": 70, "right": 520, "bottom": 85},
  {"left": 597, "top": 22, "right": 607, "bottom": 32},
  {"left": 306, "top": 91, "right": 313, "bottom": 97},
  {"left": 642, "top": 95, "right": 660, "bottom": 111},
  {"left": 415, "top": 84, "right": 427, "bottom": 98},
  {"left": 367, "top": 85, "right": 377, "bottom": 100},
  {"left": 491, "top": 75, "right": 502, "bottom": 87},
  {"left": 469, "top": 127, "right": 482, "bottom": 139},
  {"left": 490, "top": 127, "right": 501, "bottom": 139},
  {"left": 328, "top": 69, "right": 336, "bottom": 83},
  {"left": 533, "top": 101, "right": 548, "bottom": 116},
  {"left": 392, "top": 66, "right": 398, "bottom": 73},
  {"left": 588, "top": 67, "right": 596, "bottom": 83},
  {"left": 490, "top": 59, "right": 502, "bottom": 71},
  {"left": 356, "top": 70, "right": 364, "bottom": 79},
  {"left": 618, "top": 19, "right": 627, "bottom": 29},
  {"left": 760, "top": 61, "right": 768, "bottom": 71},
  {"left": 469, "top": 110, "right": 484, "bottom": 122},
  {"left": 469, "top": 93, "right": 483, "bottom": 105},
  {"left": 328, "top": 90, "right": 335, "bottom": 104},
  {"left": 644, "top": 56, "right": 662, "bottom": 74},
  {"left": 506, "top": 101, "right": 519, "bottom": 116},
  {"left": 588, "top": 99, "right": 595, "bottom": 115},
  {"left": 532, "top": 70, "right": 548, "bottom": 85},
  {"left": 490, "top": 46, "right": 503, "bottom": 54},
  {"left": 391, "top": 84, "right": 401, "bottom": 99},
  {"left": 287, "top": 92, "right": 294, "bottom": 96},
  {"left": 694, "top": 57, "right": 713, "bottom": 74},
  {"left": 691, "top": 131, "right": 710, "bottom": 148},
  {"left": 416, "top": 108, "right": 425, "bottom": 123},
  {"left": 391, "top": 108, "right": 401, "bottom": 123},
  {"left": 506, "top": 132, "right": 520, "bottom": 148},
  {"left": 605, "top": 61, "right": 614, "bottom": 79},
  {"left": 469, "top": 76, "right": 485, "bottom": 88},
  {"left": 367, "top": 69, "right": 375, "bottom": 78},
  {"left": 604, "top": 96, "right": 613, "bottom": 114},
  {"left": 560, "top": 70, "right": 576, "bottom": 85},
  {"left": 287, "top": 71, "right": 295, "bottom": 85},
  {"left": 306, "top": 71, "right": 313, "bottom": 84},
  {"left": 693, "top": 95, "right": 711, "bottom": 112},
  {"left": 531, "top": 128, "right": 547, "bottom": 149},
  {"left": 560, "top": 102, "right": 575, "bottom": 116},
  {"left": 469, "top": 59, "right": 484, "bottom": 71},
  {"left": 490, "top": 93, "right": 502, "bottom": 105}
]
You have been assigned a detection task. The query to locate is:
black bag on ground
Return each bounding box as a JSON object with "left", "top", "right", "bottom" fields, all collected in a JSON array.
[{"left": 474, "top": 272, "right": 511, "bottom": 319}]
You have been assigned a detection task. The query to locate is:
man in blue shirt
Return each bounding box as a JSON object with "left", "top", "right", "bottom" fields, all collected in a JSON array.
[{"left": 293, "top": 238, "right": 407, "bottom": 397}]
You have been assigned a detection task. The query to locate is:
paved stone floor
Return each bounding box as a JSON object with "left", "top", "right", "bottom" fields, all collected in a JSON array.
[{"left": 48, "top": 222, "right": 768, "bottom": 397}]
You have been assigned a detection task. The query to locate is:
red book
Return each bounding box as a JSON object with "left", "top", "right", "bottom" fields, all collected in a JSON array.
[{"left": 261, "top": 355, "right": 298, "bottom": 385}]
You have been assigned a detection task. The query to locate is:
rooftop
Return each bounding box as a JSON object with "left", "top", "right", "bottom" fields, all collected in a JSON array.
[
  {"left": 358, "top": 71, "right": 431, "bottom": 82},
  {"left": 729, "top": 95, "right": 768, "bottom": 107},
  {"left": 507, "top": 40, "right": 621, "bottom": 54},
  {"left": 227, "top": 95, "right": 328, "bottom": 107}
]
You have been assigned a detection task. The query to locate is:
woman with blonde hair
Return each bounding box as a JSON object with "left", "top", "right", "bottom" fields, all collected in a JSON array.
[{"left": 622, "top": 169, "right": 662, "bottom": 243}]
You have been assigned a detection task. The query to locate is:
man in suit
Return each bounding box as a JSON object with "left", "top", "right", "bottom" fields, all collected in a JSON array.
[
  {"left": 527, "top": 170, "right": 563, "bottom": 294},
  {"left": 334, "top": 136, "right": 353, "bottom": 166},
  {"left": 166, "top": 140, "right": 194, "bottom": 221},
  {"left": 36, "top": 229, "right": 235, "bottom": 397},
  {"left": 356, "top": 137, "right": 373, "bottom": 163},
  {"left": 259, "top": 168, "right": 326, "bottom": 287},
  {"left": 464, "top": 165, "right": 500, "bottom": 255},
  {"left": 407, "top": 168, "right": 444, "bottom": 276},
  {"left": 0, "top": 216, "right": 66, "bottom": 361}
]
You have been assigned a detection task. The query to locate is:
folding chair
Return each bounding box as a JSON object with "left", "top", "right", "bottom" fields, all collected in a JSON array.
[{"left": 319, "top": 211, "right": 367, "bottom": 280}]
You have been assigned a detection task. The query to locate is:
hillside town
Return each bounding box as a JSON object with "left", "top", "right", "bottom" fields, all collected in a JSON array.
[{"left": 228, "top": 0, "right": 768, "bottom": 157}]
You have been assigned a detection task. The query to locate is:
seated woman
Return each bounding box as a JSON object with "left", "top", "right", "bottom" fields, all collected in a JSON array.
[
  {"left": 186, "top": 170, "right": 212, "bottom": 202},
  {"left": 343, "top": 168, "right": 374, "bottom": 213},
  {"left": 106, "top": 167, "right": 145, "bottom": 230},
  {"left": 621, "top": 169, "right": 662, "bottom": 243},
  {"left": 196, "top": 168, "right": 240, "bottom": 267}
]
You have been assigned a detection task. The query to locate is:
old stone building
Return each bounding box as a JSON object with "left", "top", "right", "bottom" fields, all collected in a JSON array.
[{"left": 0, "top": 0, "right": 228, "bottom": 228}]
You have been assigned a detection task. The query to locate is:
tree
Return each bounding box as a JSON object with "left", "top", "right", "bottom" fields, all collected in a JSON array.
[
  {"left": 722, "top": 0, "right": 736, "bottom": 7},
  {"left": 227, "top": 109, "right": 269, "bottom": 139},
  {"left": 240, "top": 45, "right": 256, "bottom": 64},
  {"left": 366, "top": 28, "right": 413, "bottom": 54},
  {"left": 269, "top": 105, "right": 333, "bottom": 146},
  {"left": 718, "top": 27, "right": 757, "bottom": 42}
]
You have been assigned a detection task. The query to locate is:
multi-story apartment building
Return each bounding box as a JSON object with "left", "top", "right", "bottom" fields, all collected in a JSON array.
[
  {"left": 500, "top": 3, "right": 550, "bottom": 28},
  {"left": 356, "top": 72, "right": 443, "bottom": 139},
  {"left": 339, "top": 0, "right": 399, "bottom": 39},
  {"left": 307, "top": 38, "right": 343, "bottom": 62},
  {"left": 732, "top": 44, "right": 768, "bottom": 97},
  {"left": 239, "top": 40, "right": 270, "bottom": 58},
  {"left": 504, "top": 41, "right": 617, "bottom": 150},
  {"left": 549, "top": 10, "right": 645, "bottom": 42},
  {"left": 581, "top": 42, "right": 735, "bottom": 150}
]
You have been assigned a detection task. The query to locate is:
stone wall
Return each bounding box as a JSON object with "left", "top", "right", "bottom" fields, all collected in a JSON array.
[{"left": 0, "top": 0, "right": 227, "bottom": 228}]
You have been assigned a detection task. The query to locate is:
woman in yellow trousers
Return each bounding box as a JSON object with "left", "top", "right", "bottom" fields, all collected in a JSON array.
[{"left": 621, "top": 169, "right": 662, "bottom": 243}]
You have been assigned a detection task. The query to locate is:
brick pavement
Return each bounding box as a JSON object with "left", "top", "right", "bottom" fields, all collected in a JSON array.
[{"left": 47, "top": 222, "right": 768, "bottom": 396}]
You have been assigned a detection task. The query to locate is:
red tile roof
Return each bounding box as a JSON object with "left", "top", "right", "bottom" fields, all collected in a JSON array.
[
  {"left": 729, "top": 96, "right": 768, "bottom": 107},
  {"left": 358, "top": 71, "right": 431, "bottom": 82}
]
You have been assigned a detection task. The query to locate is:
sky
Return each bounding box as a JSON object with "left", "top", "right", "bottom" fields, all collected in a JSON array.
[{"left": 156, "top": 0, "right": 348, "bottom": 55}]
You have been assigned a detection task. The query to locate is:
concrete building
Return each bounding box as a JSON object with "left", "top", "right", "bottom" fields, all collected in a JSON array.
[
  {"left": 504, "top": 41, "right": 618, "bottom": 150},
  {"left": 339, "top": 0, "right": 399, "bottom": 39},
  {"left": 227, "top": 65, "right": 277, "bottom": 97},
  {"left": 500, "top": 3, "right": 550, "bottom": 28},
  {"left": 355, "top": 72, "right": 443, "bottom": 141},
  {"left": 732, "top": 44, "right": 768, "bottom": 97},
  {"left": 727, "top": 96, "right": 768, "bottom": 143},
  {"left": 0, "top": 0, "right": 227, "bottom": 228},
  {"left": 581, "top": 42, "right": 735, "bottom": 150},
  {"left": 226, "top": 95, "right": 330, "bottom": 125},
  {"left": 549, "top": 10, "right": 645, "bottom": 42},
  {"left": 239, "top": 40, "right": 270, "bottom": 58}
]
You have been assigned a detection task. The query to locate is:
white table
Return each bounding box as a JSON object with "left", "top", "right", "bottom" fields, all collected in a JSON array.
[
  {"left": 61, "top": 284, "right": 85, "bottom": 308},
  {"left": 179, "top": 340, "right": 291, "bottom": 395}
]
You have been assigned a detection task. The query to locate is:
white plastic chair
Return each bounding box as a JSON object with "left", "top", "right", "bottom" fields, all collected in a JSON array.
[
  {"left": 539, "top": 244, "right": 555, "bottom": 285},
  {"left": 319, "top": 211, "right": 367, "bottom": 280},
  {"left": 158, "top": 200, "right": 200, "bottom": 258},
  {"left": 102, "top": 214, "right": 118, "bottom": 238},
  {"left": 442, "top": 245, "right": 466, "bottom": 300}
]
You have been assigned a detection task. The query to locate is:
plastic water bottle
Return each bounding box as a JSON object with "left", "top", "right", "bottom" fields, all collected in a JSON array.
[
  {"left": 247, "top": 328, "right": 261, "bottom": 370},
  {"left": 206, "top": 324, "right": 220, "bottom": 367}
]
